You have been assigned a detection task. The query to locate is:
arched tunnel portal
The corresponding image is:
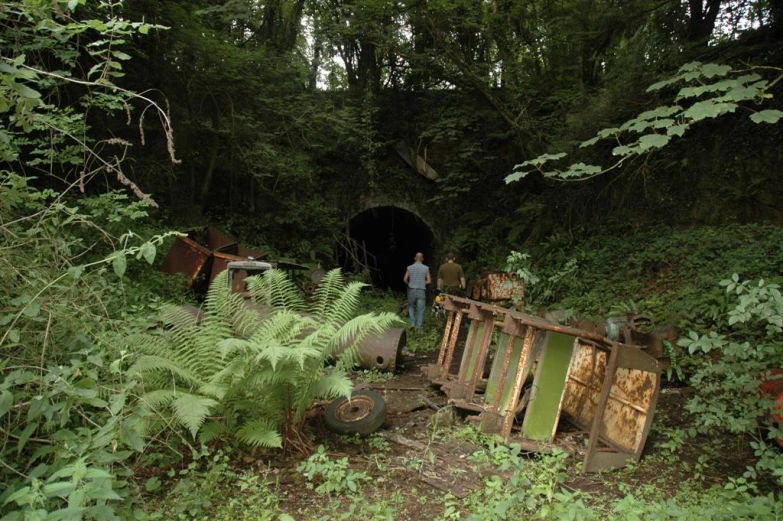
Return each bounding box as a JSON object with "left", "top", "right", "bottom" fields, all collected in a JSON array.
[{"left": 342, "top": 206, "right": 436, "bottom": 291}]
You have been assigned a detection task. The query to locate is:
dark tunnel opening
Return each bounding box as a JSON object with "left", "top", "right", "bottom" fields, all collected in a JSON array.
[{"left": 342, "top": 206, "right": 435, "bottom": 291}]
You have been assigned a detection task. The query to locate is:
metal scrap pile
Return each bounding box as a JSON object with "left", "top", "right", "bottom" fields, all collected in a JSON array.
[{"left": 427, "top": 295, "right": 662, "bottom": 472}]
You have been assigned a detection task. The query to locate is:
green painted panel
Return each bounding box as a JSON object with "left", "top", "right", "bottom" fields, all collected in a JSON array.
[
  {"left": 465, "top": 322, "right": 486, "bottom": 381},
  {"left": 459, "top": 321, "right": 482, "bottom": 381},
  {"left": 521, "top": 332, "right": 575, "bottom": 441},
  {"left": 484, "top": 332, "right": 509, "bottom": 402}
]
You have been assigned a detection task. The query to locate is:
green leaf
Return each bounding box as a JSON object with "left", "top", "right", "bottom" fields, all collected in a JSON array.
[
  {"left": 3, "top": 486, "right": 31, "bottom": 506},
  {"left": 17, "top": 421, "right": 39, "bottom": 454},
  {"left": 67, "top": 265, "right": 84, "bottom": 280},
  {"left": 15, "top": 84, "right": 41, "bottom": 99},
  {"left": 86, "top": 487, "right": 122, "bottom": 501},
  {"left": 504, "top": 171, "right": 529, "bottom": 184},
  {"left": 647, "top": 79, "right": 674, "bottom": 92},
  {"left": 749, "top": 110, "right": 783, "bottom": 124},
  {"left": 43, "top": 481, "right": 75, "bottom": 498},
  {"left": 638, "top": 134, "right": 670, "bottom": 151},
  {"left": 683, "top": 101, "right": 728, "bottom": 121},
  {"left": 23, "top": 301, "right": 40, "bottom": 318},
  {"left": 9, "top": 329, "right": 20, "bottom": 343},
  {"left": 564, "top": 163, "right": 601, "bottom": 178},
  {"left": 701, "top": 63, "right": 732, "bottom": 78},
  {"left": 667, "top": 125, "right": 689, "bottom": 137},
  {"left": 0, "top": 63, "right": 21, "bottom": 74},
  {"left": 145, "top": 477, "right": 162, "bottom": 492},
  {"left": 111, "top": 51, "right": 132, "bottom": 61},
  {"left": 139, "top": 25, "right": 150, "bottom": 35},
  {"left": 0, "top": 390, "right": 13, "bottom": 419},
  {"left": 140, "top": 242, "right": 156, "bottom": 265},
  {"left": 109, "top": 394, "right": 126, "bottom": 416},
  {"left": 612, "top": 145, "right": 633, "bottom": 156},
  {"left": 579, "top": 136, "right": 599, "bottom": 148},
  {"left": 68, "top": 0, "right": 79, "bottom": 10},
  {"left": 113, "top": 252, "right": 127, "bottom": 277}
]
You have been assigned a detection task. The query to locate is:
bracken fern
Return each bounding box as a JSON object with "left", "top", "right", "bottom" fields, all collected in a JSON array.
[{"left": 129, "top": 268, "right": 401, "bottom": 452}]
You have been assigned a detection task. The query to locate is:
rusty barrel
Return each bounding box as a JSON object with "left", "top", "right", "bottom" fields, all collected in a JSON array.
[{"left": 357, "top": 327, "right": 407, "bottom": 372}]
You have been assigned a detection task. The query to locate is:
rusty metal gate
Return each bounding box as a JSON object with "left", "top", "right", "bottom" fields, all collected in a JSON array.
[{"left": 426, "top": 295, "right": 661, "bottom": 472}]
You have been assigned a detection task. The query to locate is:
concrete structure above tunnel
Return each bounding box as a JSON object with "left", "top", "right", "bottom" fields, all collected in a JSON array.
[{"left": 345, "top": 198, "right": 441, "bottom": 291}]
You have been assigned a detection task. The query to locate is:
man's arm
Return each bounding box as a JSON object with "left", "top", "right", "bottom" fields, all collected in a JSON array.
[
  {"left": 426, "top": 269, "right": 432, "bottom": 285},
  {"left": 459, "top": 266, "right": 466, "bottom": 289},
  {"left": 403, "top": 269, "right": 409, "bottom": 285},
  {"left": 437, "top": 277, "right": 443, "bottom": 291}
]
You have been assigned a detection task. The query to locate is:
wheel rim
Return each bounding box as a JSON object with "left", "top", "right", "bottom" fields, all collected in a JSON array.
[{"left": 335, "top": 396, "right": 375, "bottom": 423}]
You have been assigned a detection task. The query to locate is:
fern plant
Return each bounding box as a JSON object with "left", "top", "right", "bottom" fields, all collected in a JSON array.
[{"left": 129, "top": 268, "right": 401, "bottom": 452}]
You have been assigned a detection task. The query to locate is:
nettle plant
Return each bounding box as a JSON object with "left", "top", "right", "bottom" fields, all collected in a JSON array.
[
  {"left": 506, "top": 61, "right": 783, "bottom": 182},
  {"left": 678, "top": 274, "right": 783, "bottom": 486}
]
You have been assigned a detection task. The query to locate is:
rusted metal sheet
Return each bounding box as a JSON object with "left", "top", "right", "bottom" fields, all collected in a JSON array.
[
  {"left": 237, "top": 245, "right": 267, "bottom": 260},
  {"left": 206, "top": 226, "right": 237, "bottom": 252},
  {"left": 469, "top": 272, "right": 526, "bottom": 304},
  {"left": 161, "top": 236, "right": 212, "bottom": 289},
  {"left": 426, "top": 294, "right": 661, "bottom": 472},
  {"left": 211, "top": 252, "right": 248, "bottom": 290}
]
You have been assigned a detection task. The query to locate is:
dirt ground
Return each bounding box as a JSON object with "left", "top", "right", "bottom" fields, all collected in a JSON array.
[{"left": 269, "top": 347, "right": 763, "bottom": 520}]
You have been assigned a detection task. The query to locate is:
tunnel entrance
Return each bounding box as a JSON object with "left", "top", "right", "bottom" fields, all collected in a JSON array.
[{"left": 342, "top": 206, "right": 435, "bottom": 291}]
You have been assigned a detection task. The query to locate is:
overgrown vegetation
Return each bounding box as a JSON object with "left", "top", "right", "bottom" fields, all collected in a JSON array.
[{"left": 3, "top": 0, "right": 783, "bottom": 519}]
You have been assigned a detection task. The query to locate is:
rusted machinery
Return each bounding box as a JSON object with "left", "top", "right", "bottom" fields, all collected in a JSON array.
[
  {"left": 427, "top": 295, "right": 661, "bottom": 472},
  {"left": 161, "top": 226, "right": 311, "bottom": 293},
  {"left": 161, "top": 226, "right": 268, "bottom": 290},
  {"left": 468, "top": 272, "right": 526, "bottom": 305}
]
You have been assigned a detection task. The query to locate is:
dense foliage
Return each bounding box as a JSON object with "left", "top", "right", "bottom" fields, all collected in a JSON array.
[{"left": 2, "top": 0, "right": 783, "bottom": 519}]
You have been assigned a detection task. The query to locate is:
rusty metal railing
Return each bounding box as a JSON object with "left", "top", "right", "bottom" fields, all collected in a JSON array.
[{"left": 426, "top": 295, "right": 661, "bottom": 472}]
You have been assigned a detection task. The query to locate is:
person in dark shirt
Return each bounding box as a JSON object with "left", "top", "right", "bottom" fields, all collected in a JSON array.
[{"left": 437, "top": 252, "right": 465, "bottom": 295}]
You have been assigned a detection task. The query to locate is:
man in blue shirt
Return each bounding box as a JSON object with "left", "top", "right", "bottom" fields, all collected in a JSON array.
[{"left": 403, "top": 252, "right": 431, "bottom": 331}]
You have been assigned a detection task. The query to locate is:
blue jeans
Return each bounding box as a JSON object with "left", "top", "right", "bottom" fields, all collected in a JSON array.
[{"left": 408, "top": 288, "right": 426, "bottom": 330}]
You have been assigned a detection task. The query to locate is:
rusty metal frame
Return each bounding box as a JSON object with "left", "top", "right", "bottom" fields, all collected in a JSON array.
[
  {"left": 161, "top": 236, "right": 212, "bottom": 289},
  {"left": 426, "top": 294, "right": 661, "bottom": 472}
]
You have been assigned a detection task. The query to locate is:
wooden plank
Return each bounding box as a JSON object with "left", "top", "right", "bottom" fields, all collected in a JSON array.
[
  {"left": 394, "top": 141, "right": 439, "bottom": 180},
  {"left": 521, "top": 332, "right": 575, "bottom": 442}
]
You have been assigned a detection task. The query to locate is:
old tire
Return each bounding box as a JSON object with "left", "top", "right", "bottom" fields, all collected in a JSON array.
[{"left": 324, "top": 390, "right": 387, "bottom": 436}]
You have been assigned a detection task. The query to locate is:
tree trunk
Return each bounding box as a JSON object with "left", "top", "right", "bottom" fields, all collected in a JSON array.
[{"left": 686, "top": 0, "right": 722, "bottom": 43}]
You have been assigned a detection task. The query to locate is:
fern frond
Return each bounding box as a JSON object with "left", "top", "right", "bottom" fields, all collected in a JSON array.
[
  {"left": 130, "top": 355, "right": 206, "bottom": 387},
  {"left": 137, "top": 389, "right": 180, "bottom": 409},
  {"left": 253, "top": 342, "right": 291, "bottom": 371},
  {"left": 198, "top": 421, "right": 228, "bottom": 444},
  {"left": 311, "top": 269, "right": 360, "bottom": 319},
  {"left": 196, "top": 381, "right": 229, "bottom": 400},
  {"left": 308, "top": 367, "right": 353, "bottom": 401},
  {"left": 171, "top": 392, "right": 218, "bottom": 438},
  {"left": 247, "top": 270, "right": 306, "bottom": 311},
  {"left": 320, "top": 281, "right": 366, "bottom": 325},
  {"left": 236, "top": 419, "right": 282, "bottom": 449},
  {"left": 158, "top": 303, "right": 201, "bottom": 330},
  {"left": 207, "top": 357, "right": 249, "bottom": 389},
  {"left": 327, "top": 312, "right": 403, "bottom": 364}
]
